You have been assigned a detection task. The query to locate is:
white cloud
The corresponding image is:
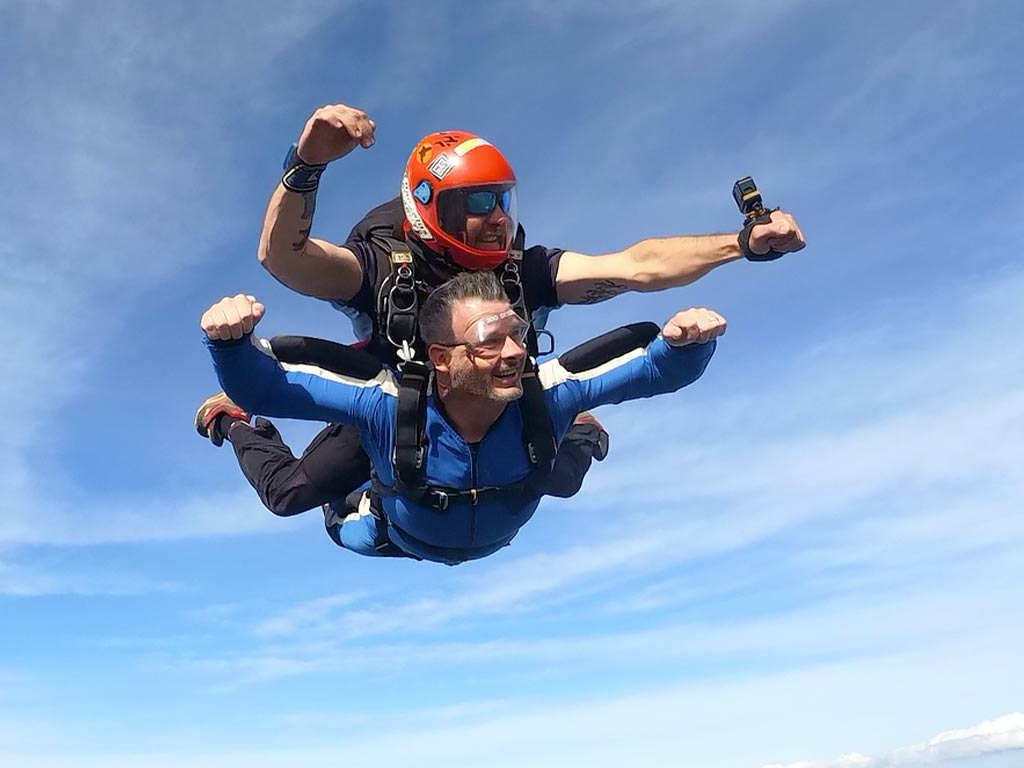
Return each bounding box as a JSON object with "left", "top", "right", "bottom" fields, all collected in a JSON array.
[{"left": 762, "top": 713, "right": 1024, "bottom": 768}]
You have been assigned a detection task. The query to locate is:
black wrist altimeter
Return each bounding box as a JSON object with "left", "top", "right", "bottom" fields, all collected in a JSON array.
[{"left": 281, "top": 142, "right": 327, "bottom": 193}]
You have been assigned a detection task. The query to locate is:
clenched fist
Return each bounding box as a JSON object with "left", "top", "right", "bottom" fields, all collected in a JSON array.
[
  {"left": 296, "top": 103, "right": 376, "bottom": 166},
  {"left": 201, "top": 294, "right": 265, "bottom": 341},
  {"left": 747, "top": 210, "right": 806, "bottom": 257},
  {"left": 662, "top": 308, "right": 727, "bottom": 347}
]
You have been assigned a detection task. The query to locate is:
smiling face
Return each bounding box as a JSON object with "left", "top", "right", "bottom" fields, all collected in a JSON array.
[
  {"left": 463, "top": 204, "right": 512, "bottom": 252},
  {"left": 440, "top": 298, "right": 527, "bottom": 402}
]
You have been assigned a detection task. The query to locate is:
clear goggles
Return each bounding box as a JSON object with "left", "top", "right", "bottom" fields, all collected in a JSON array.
[{"left": 460, "top": 308, "right": 530, "bottom": 357}]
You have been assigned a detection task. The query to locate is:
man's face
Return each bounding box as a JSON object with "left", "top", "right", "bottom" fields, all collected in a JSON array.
[
  {"left": 463, "top": 204, "right": 511, "bottom": 251},
  {"left": 443, "top": 298, "right": 527, "bottom": 401}
]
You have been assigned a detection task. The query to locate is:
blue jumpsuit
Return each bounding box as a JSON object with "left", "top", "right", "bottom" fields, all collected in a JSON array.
[{"left": 206, "top": 332, "right": 715, "bottom": 564}]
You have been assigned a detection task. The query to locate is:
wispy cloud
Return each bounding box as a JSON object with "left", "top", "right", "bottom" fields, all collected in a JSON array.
[{"left": 0, "top": 2, "right": 351, "bottom": 548}]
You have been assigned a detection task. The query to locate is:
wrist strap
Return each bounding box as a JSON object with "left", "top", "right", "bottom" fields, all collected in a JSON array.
[
  {"left": 281, "top": 142, "right": 327, "bottom": 193},
  {"left": 738, "top": 207, "right": 782, "bottom": 262}
]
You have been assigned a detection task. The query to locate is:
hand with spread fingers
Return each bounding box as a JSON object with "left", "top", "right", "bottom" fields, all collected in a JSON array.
[
  {"left": 662, "top": 308, "right": 727, "bottom": 347},
  {"left": 200, "top": 294, "right": 265, "bottom": 341},
  {"left": 747, "top": 209, "right": 806, "bottom": 257},
  {"left": 295, "top": 103, "right": 376, "bottom": 166}
]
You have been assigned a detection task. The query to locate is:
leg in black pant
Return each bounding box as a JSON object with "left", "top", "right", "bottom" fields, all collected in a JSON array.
[{"left": 225, "top": 418, "right": 370, "bottom": 516}]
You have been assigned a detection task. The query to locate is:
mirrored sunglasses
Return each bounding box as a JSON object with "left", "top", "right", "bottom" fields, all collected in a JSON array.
[{"left": 465, "top": 188, "right": 514, "bottom": 216}]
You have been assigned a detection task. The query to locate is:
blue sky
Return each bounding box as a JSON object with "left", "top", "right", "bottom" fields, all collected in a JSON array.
[{"left": 1, "top": 0, "right": 1022, "bottom": 765}]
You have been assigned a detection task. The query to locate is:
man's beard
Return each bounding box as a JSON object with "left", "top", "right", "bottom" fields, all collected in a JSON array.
[{"left": 450, "top": 362, "right": 523, "bottom": 402}]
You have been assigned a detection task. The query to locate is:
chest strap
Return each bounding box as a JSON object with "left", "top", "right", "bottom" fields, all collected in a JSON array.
[{"left": 372, "top": 473, "right": 531, "bottom": 512}]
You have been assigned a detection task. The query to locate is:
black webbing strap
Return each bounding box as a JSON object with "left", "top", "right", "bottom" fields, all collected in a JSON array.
[
  {"left": 392, "top": 359, "right": 431, "bottom": 494},
  {"left": 379, "top": 239, "right": 419, "bottom": 353},
  {"left": 372, "top": 475, "right": 530, "bottom": 512},
  {"left": 518, "top": 362, "right": 557, "bottom": 477},
  {"left": 370, "top": 495, "right": 395, "bottom": 553},
  {"left": 739, "top": 207, "right": 783, "bottom": 262},
  {"left": 495, "top": 252, "right": 556, "bottom": 487}
]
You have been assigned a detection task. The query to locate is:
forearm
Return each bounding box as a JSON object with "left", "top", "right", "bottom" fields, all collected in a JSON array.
[
  {"left": 257, "top": 183, "right": 362, "bottom": 301},
  {"left": 556, "top": 234, "right": 742, "bottom": 305},
  {"left": 259, "top": 183, "right": 315, "bottom": 271},
  {"left": 620, "top": 234, "right": 742, "bottom": 291}
]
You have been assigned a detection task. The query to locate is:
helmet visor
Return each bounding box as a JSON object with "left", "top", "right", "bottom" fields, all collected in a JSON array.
[{"left": 437, "top": 183, "right": 519, "bottom": 252}]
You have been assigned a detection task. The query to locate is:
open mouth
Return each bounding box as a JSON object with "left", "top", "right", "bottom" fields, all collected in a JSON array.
[
  {"left": 492, "top": 368, "right": 521, "bottom": 386},
  {"left": 474, "top": 230, "right": 505, "bottom": 249}
]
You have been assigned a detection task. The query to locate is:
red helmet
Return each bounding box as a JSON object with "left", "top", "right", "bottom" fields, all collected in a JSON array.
[{"left": 401, "top": 130, "right": 519, "bottom": 270}]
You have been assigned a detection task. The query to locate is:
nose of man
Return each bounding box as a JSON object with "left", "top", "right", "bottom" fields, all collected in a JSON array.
[{"left": 484, "top": 204, "right": 508, "bottom": 224}]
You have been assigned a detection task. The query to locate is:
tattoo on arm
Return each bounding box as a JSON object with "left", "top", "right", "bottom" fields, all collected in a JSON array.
[
  {"left": 578, "top": 280, "right": 629, "bottom": 304},
  {"left": 291, "top": 189, "right": 318, "bottom": 252}
]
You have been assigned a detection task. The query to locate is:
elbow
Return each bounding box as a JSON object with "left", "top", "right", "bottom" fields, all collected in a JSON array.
[
  {"left": 257, "top": 229, "right": 298, "bottom": 279},
  {"left": 257, "top": 235, "right": 277, "bottom": 274}
]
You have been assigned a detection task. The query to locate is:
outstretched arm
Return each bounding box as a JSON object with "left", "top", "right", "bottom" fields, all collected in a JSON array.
[
  {"left": 201, "top": 295, "right": 390, "bottom": 432},
  {"left": 257, "top": 103, "right": 377, "bottom": 301},
  {"left": 554, "top": 211, "right": 805, "bottom": 305},
  {"left": 541, "top": 308, "right": 728, "bottom": 426}
]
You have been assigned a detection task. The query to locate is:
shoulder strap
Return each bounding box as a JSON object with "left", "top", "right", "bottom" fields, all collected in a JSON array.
[
  {"left": 369, "top": 235, "right": 423, "bottom": 364},
  {"left": 392, "top": 359, "right": 432, "bottom": 497},
  {"left": 518, "top": 359, "right": 557, "bottom": 483}
]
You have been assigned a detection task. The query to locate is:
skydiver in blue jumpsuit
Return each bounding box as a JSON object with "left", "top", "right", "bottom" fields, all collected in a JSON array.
[{"left": 201, "top": 271, "right": 726, "bottom": 565}]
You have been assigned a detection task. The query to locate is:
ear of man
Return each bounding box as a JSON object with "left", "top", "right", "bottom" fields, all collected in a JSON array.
[{"left": 428, "top": 343, "right": 452, "bottom": 373}]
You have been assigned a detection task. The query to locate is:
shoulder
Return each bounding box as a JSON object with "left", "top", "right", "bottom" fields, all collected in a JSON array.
[
  {"left": 345, "top": 196, "right": 405, "bottom": 243},
  {"left": 519, "top": 243, "right": 565, "bottom": 311},
  {"left": 334, "top": 239, "right": 386, "bottom": 315}
]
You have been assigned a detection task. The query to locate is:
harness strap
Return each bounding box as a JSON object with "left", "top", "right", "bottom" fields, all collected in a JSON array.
[
  {"left": 518, "top": 363, "right": 557, "bottom": 476},
  {"left": 392, "top": 359, "right": 431, "bottom": 492},
  {"left": 372, "top": 474, "right": 531, "bottom": 512},
  {"left": 382, "top": 243, "right": 420, "bottom": 353}
]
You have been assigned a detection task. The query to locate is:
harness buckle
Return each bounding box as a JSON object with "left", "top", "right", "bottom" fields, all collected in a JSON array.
[{"left": 432, "top": 490, "right": 450, "bottom": 511}]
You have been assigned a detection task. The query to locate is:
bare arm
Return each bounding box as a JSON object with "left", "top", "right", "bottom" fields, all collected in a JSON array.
[
  {"left": 256, "top": 103, "right": 377, "bottom": 301},
  {"left": 554, "top": 210, "right": 806, "bottom": 305},
  {"left": 258, "top": 182, "right": 363, "bottom": 301},
  {"left": 556, "top": 233, "right": 741, "bottom": 305}
]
